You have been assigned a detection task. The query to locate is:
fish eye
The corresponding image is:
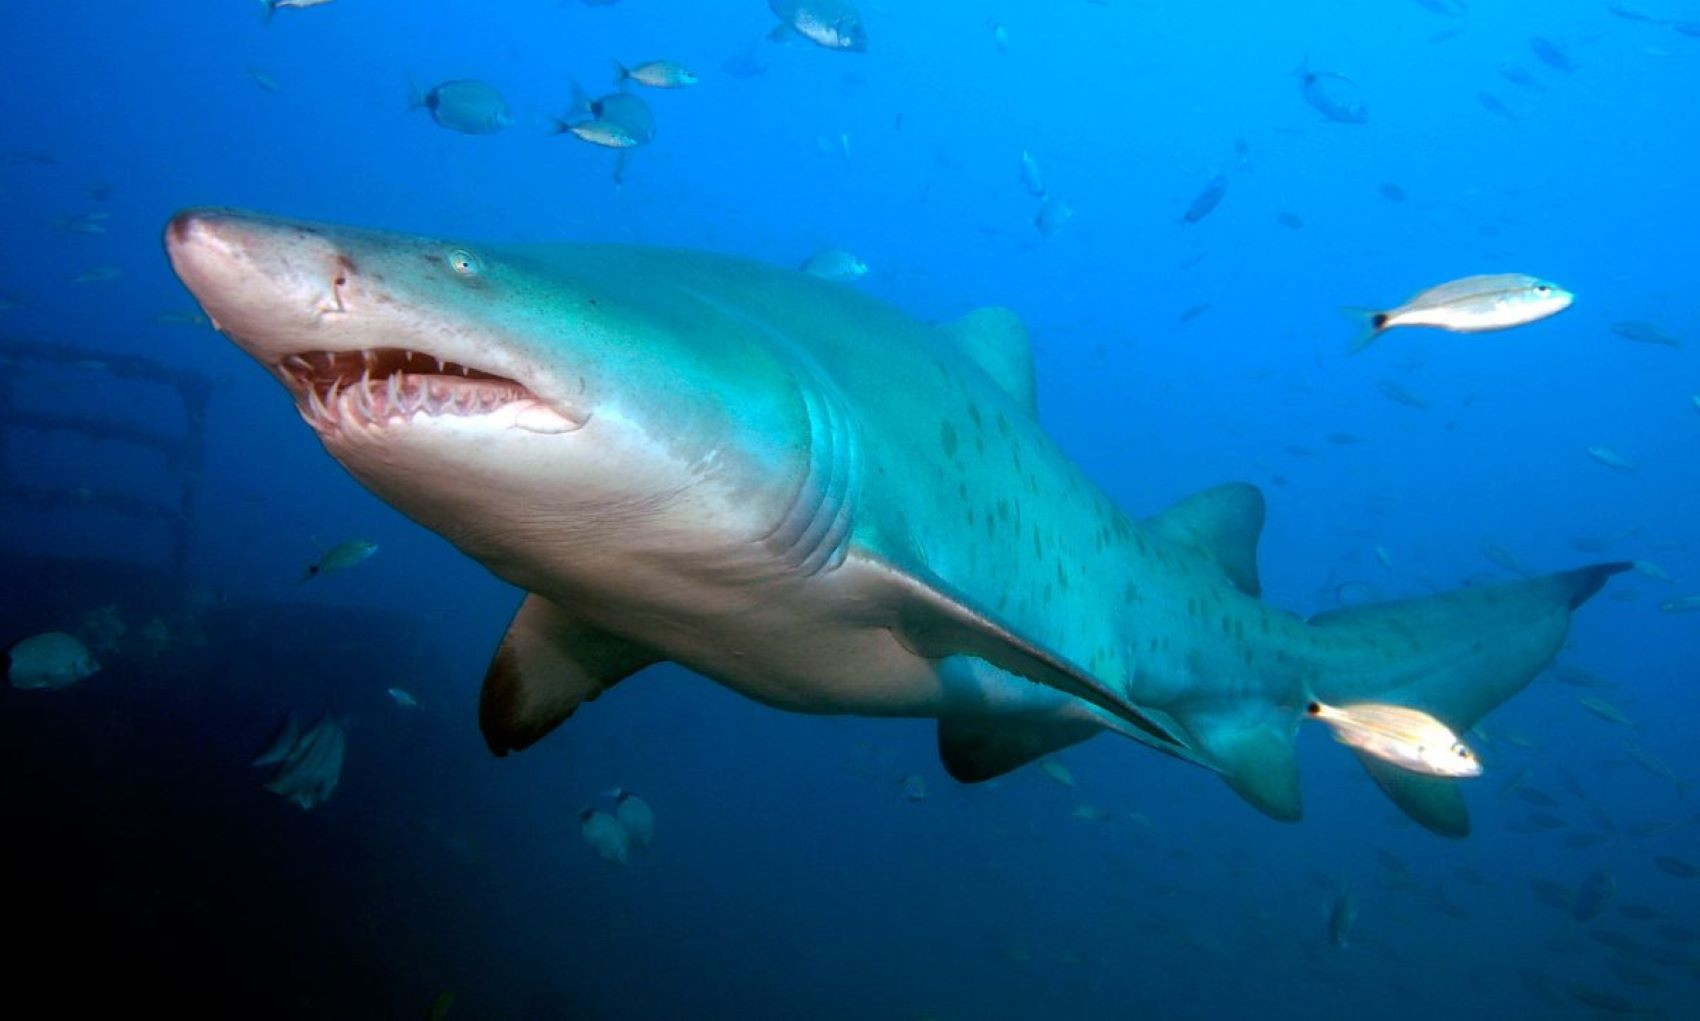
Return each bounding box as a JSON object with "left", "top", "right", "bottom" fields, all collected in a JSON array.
[
  {"left": 447, "top": 249, "right": 481, "bottom": 277},
  {"left": 1456, "top": 746, "right": 1473, "bottom": 758},
  {"left": 1535, "top": 284, "right": 1551, "bottom": 294}
]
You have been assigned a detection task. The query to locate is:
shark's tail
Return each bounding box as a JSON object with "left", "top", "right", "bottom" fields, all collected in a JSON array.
[
  {"left": 1195, "top": 559, "right": 1628, "bottom": 836},
  {"left": 1301, "top": 562, "right": 1627, "bottom": 835}
]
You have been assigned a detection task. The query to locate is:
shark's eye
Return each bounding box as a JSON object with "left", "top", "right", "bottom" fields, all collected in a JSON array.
[
  {"left": 1535, "top": 284, "right": 1551, "bottom": 294},
  {"left": 447, "top": 249, "right": 482, "bottom": 277}
]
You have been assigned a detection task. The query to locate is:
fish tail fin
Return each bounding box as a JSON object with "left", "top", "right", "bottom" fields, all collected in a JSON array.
[
  {"left": 547, "top": 118, "right": 571, "bottom": 136},
  {"left": 1297, "top": 562, "right": 1630, "bottom": 836},
  {"left": 405, "top": 74, "right": 425, "bottom": 111},
  {"left": 1165, "top": 544, "right": 1624, "bottom": 833},
  {"left": 567, "top": 78, "right": 591, "bottom": 118},
  {"left": 258, "top": 0, "right": 275, "bottom": 25},
  {"left": 1339, "top": 306, "right": 1389, "bottom": 353},
  {"left": 612, "top": 61, "right": 630, "bottom": 86}
]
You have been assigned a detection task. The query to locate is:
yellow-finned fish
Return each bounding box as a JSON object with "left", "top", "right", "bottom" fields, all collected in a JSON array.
[
  {"left": 304, "top": 537, "right": 378, "bottom": 580},
  {"left": 1307, "top": 701, "right": 1482, "bottom": 778},
  {"left": 1348, "top": 273, "right": 1573, "bottom": 352},
  {"left": 615, "top": 61, "right": 698, "bottom": 89}
]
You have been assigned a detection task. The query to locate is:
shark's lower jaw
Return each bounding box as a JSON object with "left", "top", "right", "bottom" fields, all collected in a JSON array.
[{"left": 278, "top": 347, "right": 584, "bottom": 436}]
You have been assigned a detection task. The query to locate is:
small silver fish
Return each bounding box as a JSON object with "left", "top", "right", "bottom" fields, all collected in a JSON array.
[
  {"left": 1039, "top": 759, "right": 1075, "bottom": 787},
  {"left": 580, "top": 809, "right": 630, "bottom": 865},
  {"left": 257, "top": 714, "right": 346, "bottom": 810},
  {"left": 1297, "top": 65, "right": 1368, "bottom": 124},
  {"left": 1632, "top": 560, "right": 1673, "bottom": 583},
  {"left": 800, "top": 248, "right": 868, "bottom": 281},
  {"left": 1585, "top": 446, "right": 1635, "bottom": 472},
  {"left": 1328, "top": 889, "right": 1357, "bottom": 947},
  {"left": 1659, "top": 595, "right": 1700, "bottom": 613},
  {"left": 1182, "top": 174, "right": 1228, "bottom": 224},
  {"left": 552, "top": 89, "right": 655, "bottom": 149},
  {"left": 411, "top": 79, "right": 513, "bottom": 135},
  {"left": 386, "top": 687, "right": 421, "bottom": 709},
  {"left": 612, "top": 789, "right": 655, "bottom": 847},
  {"left": 7, "top": 632, "right": 100, "bottom": 690},
  {"left": 616, "top": 61, "right": 697, "bottom": 89},
  {"left": 1376, "top": 379, "right": 1429, "bottom": 410},
  {"left": 769, "top": 0, "right": 867, "bottom": 52},
  {"left": 1573, "top": 869, "right": 1616, "bottom": 923},
  {"left": 900, "top": 773, "right": 927, "bottom": 801},
  {"left": 262, "top": 0, "right": 335, "bottom": 20},
  {"left": 304, "top": 538, "right": 378, "bottom": 579},
  {"left": 1497, "top": 62, "right": 1546, "bottom": 91},
  {"left": 1308, "top": 701, "right": 1482, "bottom": 778},
  {"left": 1477, "top": 91, "right": 1519, "bottom": 120},
  {"left": 1611, "top": 321, "right": 1681, "bottom": 348},
  {"left": 1349, "top": 274, "right": 1573, "bottom": 351},
  {"left": 1531, "top": 36, "right": 1577, "bottom": 72},
  {"left": 1034, "top": 194, "right": 1073, "bottom": 237},
  {"left": 1019, "top": 149, "right": 1045, "bottom": 197},
  {"left": 74, "top": 266, "right": 122, "bottom": 284},
  {"left": 1577, "top": 696, "right": 1633, "bottom": 726},
  {"left": 1480, "top": 540, "right": 1530, "bottom": 576}
]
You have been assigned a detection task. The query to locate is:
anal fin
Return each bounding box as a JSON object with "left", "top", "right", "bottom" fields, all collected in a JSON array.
[
  {"left": 1353, "top": 750, "right": 1471, "bottom": 838},
  {"left": 938, "top": 716, "right": 1100, "bottom": 783},
  {"left": 479, "top": 594, "right": 658, "bottom": 756}
]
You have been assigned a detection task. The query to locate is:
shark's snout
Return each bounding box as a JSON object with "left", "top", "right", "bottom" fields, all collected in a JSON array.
[{"left": 164, "top": 208, "right": 585, "bottom": 438}]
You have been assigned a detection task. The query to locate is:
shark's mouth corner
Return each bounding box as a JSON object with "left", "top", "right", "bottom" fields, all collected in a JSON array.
[{"left": 279, "top": 348, "right": 585, "bottom": 436}]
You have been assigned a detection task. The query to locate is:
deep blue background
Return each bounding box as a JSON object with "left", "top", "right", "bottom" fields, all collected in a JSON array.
[{"left": 1, "top": 1, "right": 1696, "bottom": 1017}]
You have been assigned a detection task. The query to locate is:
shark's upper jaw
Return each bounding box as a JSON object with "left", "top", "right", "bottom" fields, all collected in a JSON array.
[
  {"left": 164, "top": 208, "right": 586, "bottom": 438},
  {"left": 277, "top": 346, "right": 580, "bottom": 437}
]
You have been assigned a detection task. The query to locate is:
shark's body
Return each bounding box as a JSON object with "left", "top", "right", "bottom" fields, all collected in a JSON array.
[{"left": 166, "top": 209, "right": 1624, "bottom": 836}]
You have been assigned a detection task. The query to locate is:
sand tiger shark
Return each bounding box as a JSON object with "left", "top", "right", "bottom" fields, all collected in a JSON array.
[{"left": 165, "top": 208, "right": 1625, "bottom": 837}]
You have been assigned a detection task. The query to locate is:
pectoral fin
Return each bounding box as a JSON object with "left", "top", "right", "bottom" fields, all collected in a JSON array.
[
  {"left": 479, "top": 594, "right": 658, "bottom": 756},
  {"left": 863, "top": 554, "right": 1187, "bottom": 755}
]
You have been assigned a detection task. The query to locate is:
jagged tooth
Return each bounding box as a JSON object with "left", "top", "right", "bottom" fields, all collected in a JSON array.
[
  {"left": 356, "top": 374, "right": 376, "bottom": 418},
  {"left": 387, "top": 373, "right": 402, "bottom": 417},
  {"left": 305, "top": 386, "right": 327, "bottom": 422},
  {"left": 434, "top": 356, "right": 444, "bottom": 373}
]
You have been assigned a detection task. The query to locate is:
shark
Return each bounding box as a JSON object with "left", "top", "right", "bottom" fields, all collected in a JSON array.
[{"left": 165, "top": 208, "right": 1626, "bottom": 837}]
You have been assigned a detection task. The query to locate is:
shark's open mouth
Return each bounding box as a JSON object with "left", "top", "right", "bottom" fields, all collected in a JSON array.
[{"left": 279, "top": 348, "right": 582, "bottom": 434}]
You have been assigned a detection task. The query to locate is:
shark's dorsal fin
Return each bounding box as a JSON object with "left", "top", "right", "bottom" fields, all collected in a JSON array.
[
  {"left": 1143, "top": 482, "right": 1265, "bottom": 597},
  {"left": 942, "top": 307, "right": 1037, "bottom": 414},
  {"left": 479, "top": 594, "right": 658, "bottom": 756},
  {"left": 937, "top": 714, "right": 1101, "bottom": 783},
  {"left": 1353, "top": 751, "right": 1471, "bottom": 838}
]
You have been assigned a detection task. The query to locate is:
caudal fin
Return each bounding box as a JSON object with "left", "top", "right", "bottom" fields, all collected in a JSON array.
[
  {"left": 1340, "top": 306, "right": 1391, "bottom": 353},
  {"left": 1306, "top": 562, "right": 1630, "bottom": 835}
]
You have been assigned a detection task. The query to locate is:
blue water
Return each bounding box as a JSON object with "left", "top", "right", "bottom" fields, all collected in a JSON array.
[{"left": 2, "top": 2, "right": 1697, "bottom": 1017}]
